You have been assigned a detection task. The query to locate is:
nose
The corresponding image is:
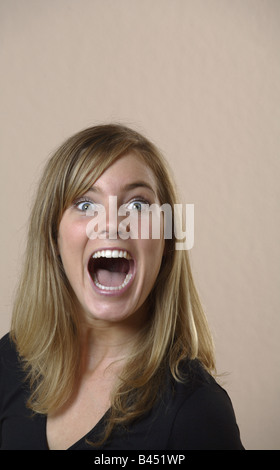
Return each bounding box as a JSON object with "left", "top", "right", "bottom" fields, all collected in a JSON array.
[
  {"left": 103, "top": 196, "right": 119, "bottom": 239},
  {"left": 86, "top": 196, "right": 125, "bottom": 240}
]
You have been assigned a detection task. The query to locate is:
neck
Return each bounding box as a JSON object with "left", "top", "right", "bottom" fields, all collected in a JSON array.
[{"left": 79, "top": 314, "right": 147, "bottom": 374}]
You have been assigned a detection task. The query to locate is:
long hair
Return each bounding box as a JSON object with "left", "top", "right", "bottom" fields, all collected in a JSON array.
[{"left": 11, "top": 123, "right": 215, "bottom": 443}]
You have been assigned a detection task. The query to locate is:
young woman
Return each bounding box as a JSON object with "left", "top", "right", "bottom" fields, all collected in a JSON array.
[{"left": 0, "top": 124, "right": 244, "bottom": 450}]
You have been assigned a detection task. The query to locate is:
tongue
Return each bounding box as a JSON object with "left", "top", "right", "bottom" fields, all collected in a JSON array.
[
  {"left": 96, "top": 269, "right": 126, "bottom": 287},
  {"left": 92, "top": 257, "right": 130, "bottom": 288}
]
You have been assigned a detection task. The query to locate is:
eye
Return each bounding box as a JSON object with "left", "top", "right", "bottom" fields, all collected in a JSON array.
[
  {"left": 78, "top": 202, "right": 94, "bottom": 212},
  {"left": 74, "top": 199, "right": 97, "bottom": 213},
  {"left": 126, "top": 199, "right": 150, "bottom": 212}
]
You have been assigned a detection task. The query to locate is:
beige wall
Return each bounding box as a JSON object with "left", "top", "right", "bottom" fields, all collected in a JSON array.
[{"left": 1, "top": 0, "right": 280, "bottom": 450}]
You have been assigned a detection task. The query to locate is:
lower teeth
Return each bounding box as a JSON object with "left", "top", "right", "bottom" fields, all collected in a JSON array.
[{"left": 93, "top": 273, "right": 132, "bottom": 291}]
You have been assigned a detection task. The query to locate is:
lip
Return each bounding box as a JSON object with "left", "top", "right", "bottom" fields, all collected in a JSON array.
[{"left": 87, "top": 247, "right": 136, "bottom": 296}]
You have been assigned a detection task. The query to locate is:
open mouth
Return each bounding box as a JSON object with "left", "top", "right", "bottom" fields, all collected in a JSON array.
[{"left": 88, "top": 249, "right": 135, "bottom": 293}]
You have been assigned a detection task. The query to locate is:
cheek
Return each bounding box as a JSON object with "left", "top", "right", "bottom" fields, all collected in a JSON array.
[
  {"left": 140, "top": 238, "right": 165, "bottom": 283},
  {"left": 141, "top": 211, "right": 165, "bottom": 260},
  {"left": 58, "top": 217, "right": 89, "bottom": 262},
  {"left": 138, "top": 210, "right": 166, "bottom": 242}
]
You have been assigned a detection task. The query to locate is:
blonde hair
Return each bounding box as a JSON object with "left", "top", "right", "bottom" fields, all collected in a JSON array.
[{"left": 11, "top": 124, "right": 215, "bottom": 443}]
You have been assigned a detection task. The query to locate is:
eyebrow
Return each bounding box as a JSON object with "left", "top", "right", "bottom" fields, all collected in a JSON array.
[{"left": 88, "top": 181, "right": 156, "bottom": 196}]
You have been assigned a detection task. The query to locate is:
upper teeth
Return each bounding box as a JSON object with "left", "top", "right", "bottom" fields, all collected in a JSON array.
[{"left": 92, "top": 249, "right": 132, "bottom": 260}]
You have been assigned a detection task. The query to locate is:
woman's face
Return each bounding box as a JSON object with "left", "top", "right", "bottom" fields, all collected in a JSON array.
[{"left": 58, "top": 152, "right": 165, "bottom": 327}]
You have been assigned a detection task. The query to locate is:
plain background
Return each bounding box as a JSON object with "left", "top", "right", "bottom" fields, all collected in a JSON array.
[{"left": 1, "top": 0, "right": 279, "bottom": 450}]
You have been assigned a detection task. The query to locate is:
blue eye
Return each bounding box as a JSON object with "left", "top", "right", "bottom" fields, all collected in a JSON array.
[
  {"left": 127, "top": 199, "right": 149, "bottom": 212},
  {"left": 79, "top": 202, "right": 93, "bottom": 211},
  {"left": 75, "top": 200, "right": 96, "bottom": 212}
]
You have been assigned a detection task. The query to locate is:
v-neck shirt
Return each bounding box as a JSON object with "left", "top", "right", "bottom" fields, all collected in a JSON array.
[{"left": 0, "top": 333, "right": 244, "bottom": 450}]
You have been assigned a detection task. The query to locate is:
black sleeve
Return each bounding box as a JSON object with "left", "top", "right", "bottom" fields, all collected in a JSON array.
[
  {"left": 167, "top": 382, "right": 244, "bottom": 450},
  {"left": 0, "top": 334, "right": 13, "bottom": 448},
  {"left": 0, "top": 334, "right": 48, "bottom": 450}
]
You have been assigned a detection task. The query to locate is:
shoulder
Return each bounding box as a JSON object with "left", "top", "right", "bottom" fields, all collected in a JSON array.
[
  {"left": 0, "top": 333, "right": 17, "bottom": 363},
  {"left": 167, "top": 359, "right": 244, "bottom": 450},
  {"left": 0, "top": 333, "right": 25, "bottom": 407},
  {"left": 0, "top": 333, "right": 19, "bottom": 367}
]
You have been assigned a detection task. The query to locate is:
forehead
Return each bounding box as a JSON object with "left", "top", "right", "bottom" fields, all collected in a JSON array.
[{"left": 91, "top": 152, "right": 158, "bottom": 196}]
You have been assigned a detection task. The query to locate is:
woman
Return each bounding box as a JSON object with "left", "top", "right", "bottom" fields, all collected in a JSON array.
[{"left": 0, "top": 124, "right": 244, "bottom": 450}]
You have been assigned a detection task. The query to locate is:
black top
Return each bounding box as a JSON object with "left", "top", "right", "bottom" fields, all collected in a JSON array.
[{"left": 0, "top": 333, "right": 244, "bottom": 450}]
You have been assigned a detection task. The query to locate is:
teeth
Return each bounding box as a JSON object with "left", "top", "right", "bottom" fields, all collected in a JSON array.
[
  {"left": 93, "top": 273, "right": 133, "bottom": 291},
  {"left": 92, "top": 249, "right": 132, "bottom": 260},
  {"left": 91, "top": 249, "right": 133, "bottom": 291}
]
